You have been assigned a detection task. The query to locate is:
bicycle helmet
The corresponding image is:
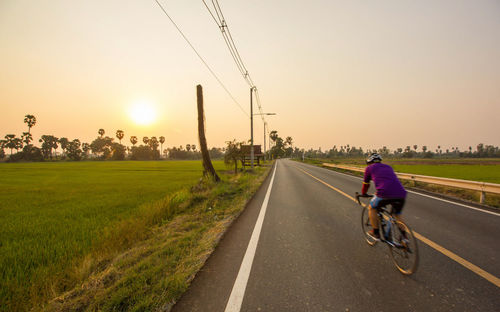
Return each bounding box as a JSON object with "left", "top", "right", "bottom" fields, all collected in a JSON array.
[{"left": 366, "top": 152, "right": 382, "bottom": 164}]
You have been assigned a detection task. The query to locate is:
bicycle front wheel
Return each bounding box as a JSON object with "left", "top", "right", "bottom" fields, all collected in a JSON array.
[
  {"left": 389, "top": 220, "right": 419, "bottom": 275},
  {"left": 361, "top": 206, "right": 378, "bottom": 246}
]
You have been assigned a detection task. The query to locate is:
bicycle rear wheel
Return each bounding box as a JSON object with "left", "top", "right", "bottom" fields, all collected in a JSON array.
[
  {"left": 361, "top": 206, "right": 378, "bottom": 246},
  {"left": 388, "top": 220, "right": 419, "bottom": 275}
]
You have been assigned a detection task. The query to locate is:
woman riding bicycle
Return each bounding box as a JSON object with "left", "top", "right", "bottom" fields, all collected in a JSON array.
[{"left": 361, "top": 153, "right": 407, "bottom": 240}]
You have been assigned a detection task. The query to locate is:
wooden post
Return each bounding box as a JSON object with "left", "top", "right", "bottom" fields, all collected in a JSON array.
[
  {"left": 480, "top": 191, "right": 485, "bottom": 204},
  {"left": 197, "top": 85, "right": 220, "bottom": 182}
]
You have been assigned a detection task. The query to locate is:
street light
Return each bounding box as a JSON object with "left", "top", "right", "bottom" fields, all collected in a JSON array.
[
  {"left": 250, "top": 86, "right": 276, "bottom": 168},
  {"left": 253, "top": 113, "right": 276, "bottom": 160}
]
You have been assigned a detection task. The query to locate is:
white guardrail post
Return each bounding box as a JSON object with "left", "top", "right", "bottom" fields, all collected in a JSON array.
[{"left": 322, "top": 163, "right": 500, "bottom": 205}]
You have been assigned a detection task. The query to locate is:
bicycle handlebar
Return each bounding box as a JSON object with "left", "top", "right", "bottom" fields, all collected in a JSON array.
[{"left": 355, "top": 192, "right": 373, "bottom": 205}]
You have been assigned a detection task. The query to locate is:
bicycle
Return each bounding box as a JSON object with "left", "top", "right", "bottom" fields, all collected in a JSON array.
[{"left": 355, "top": 192, "right": 419, "bottom": 275}]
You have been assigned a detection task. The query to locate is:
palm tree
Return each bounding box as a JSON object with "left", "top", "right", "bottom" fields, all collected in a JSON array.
[
  {"left": 143, "top": 137, "right": 149, "bottom": 145},
  {"left": 59, "top": 137, "right": 69, "bottom": 155},
  {"left": 22, "top": 132, "right": 33, "bottom": 145},
  {"left": 186, "top": 144, "right": 191, "bottom": 152},
  {"left": 130, "top": 136, "right": 138, "bottom": 146},
  {"left": 116, "top": 130, "right": 124, "bottom": 144},
  {"left": 149, "top": 137, "right": 159, "bottom": 151},
  {"left": 0, "top": 140, "right": 6, "bottom": 158},
  {"left": 413, "top": 145, "right": 418, "bottom": 152},
  {"left": 269, "top": 131, "right": 278, "bottom": 144},
  {"left": 159, "top": 136, "right": 165, "bottom": 153},
  {"left": 52, "top": 137, "right": 59, "bottom": 158},
  {"left": 191, "top": 144, "right": 196, "bottom": 152},
  {"left": 24, "top": 114, "right": 36, "bottom": 135},
  {"left": 98, "top": 129, "right": 105, "bottom": 138},
  {"left": 285, "top": 136, "right": 293, "bottom": 147},
  {"left": 4, "top": 134, "right": 17, "bottom": 155},
  {"left": 13, "top": 137, "right": 23, "bottom": 153}
]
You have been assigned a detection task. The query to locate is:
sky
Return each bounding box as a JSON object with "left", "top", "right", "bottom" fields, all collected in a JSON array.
[{"left": 1, "top": 0, "right": 499, "bottom": 152}]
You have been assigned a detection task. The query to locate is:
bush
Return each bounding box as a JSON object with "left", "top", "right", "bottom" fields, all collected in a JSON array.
[
  {"left": 130, "top": 145, "right": 155, "bottom": 160},
  {"left": 112, "top": 143, "right": 126, "bottom": 160},
  {"left": 7, "top": 146, "right": 44, "bottom": 162}
]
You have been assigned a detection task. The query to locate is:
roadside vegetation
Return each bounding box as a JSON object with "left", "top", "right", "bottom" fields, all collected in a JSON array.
[{"left": 0, "top": 160, "right": 271, "bottom": 311}]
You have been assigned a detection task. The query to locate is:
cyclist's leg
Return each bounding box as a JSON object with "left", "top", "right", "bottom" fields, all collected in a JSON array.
[
  {"left": 393, "top": 199, "right": 405, "bottom": 219},
  {"left": 368, "top": 196, "right": 382, "bottom": 229},
  {"left": 391, "top": 198, "right": 407, "bottom": 238}
]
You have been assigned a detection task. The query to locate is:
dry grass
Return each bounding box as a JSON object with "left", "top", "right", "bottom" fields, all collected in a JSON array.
[{"left": 44, "top": 166, "right": 272, "bottom": 311}]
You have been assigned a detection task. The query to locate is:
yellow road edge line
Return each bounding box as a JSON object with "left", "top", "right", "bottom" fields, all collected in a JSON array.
[
  {"left": 295, "top": 166, "right": 500, "bottom": 288},
  {"left": 413, "top": 232, "right": 500, "bottom": 287}
]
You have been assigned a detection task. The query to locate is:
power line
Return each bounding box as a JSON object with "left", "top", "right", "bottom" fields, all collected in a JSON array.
[
  {"left": 201, "top": 0, "right": 267, "bottom": 123},
  {"left": 154, "top": 0, "right": 249, "bottom": 117},
  {"left": 213, "top": 0, "right": 253, "bottom": 84},
  {"left": 202, "top": 0, "right": 249, "bottom": 84}
]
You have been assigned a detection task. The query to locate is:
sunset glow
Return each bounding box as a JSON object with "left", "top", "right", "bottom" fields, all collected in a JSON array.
[{"left": 128, "top": 101, "right": 157, "bottom": 126}]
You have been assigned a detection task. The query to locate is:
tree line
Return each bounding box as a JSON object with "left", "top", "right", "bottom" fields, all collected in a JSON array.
[
  {"left": 6, "top": 114, "right": 495, "bottom": 163},
  {"left": 0, "top": 115, "right": 227, "bottom": 162},
  {"left": 301, "top": 144, "right": 500, "bottom": 159}
]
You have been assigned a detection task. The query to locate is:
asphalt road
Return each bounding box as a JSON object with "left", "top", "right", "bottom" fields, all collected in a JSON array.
[{"left": 173, "top": 159, "right": 500, "bottom": 312}]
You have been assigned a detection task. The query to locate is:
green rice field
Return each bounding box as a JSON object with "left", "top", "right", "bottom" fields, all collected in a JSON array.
[
  {"left": 390, "top": 164, "right": 500, "bottom": 184},
  {"left": 322, "top": 158, "right": 500, "bottom": 184},
  {"left": 0, "top": 160, "right": 227, "bottom": 310}
]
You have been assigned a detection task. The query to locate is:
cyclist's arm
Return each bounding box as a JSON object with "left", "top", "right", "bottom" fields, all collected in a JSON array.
[{"left": 362, "top": 167, "right": 371, "bottom": 195}]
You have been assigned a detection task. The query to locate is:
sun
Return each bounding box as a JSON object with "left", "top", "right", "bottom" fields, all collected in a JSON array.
[{"left": 128, "top": 100, "right": 157, "bottom": 125}]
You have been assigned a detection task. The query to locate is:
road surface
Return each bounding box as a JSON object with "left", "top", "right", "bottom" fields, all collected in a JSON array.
[{"left": 173, "top": 159, "right": 500, "bottom": 312}]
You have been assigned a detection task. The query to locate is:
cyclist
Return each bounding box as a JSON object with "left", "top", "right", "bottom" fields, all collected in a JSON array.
[{"left": 361, "top": 153, "right": 407, "bottom": 240}]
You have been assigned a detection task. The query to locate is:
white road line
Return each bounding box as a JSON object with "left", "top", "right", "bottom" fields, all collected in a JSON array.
[
  {"left": 299, "top": 162, "right": 500, "bottom": 217},
  {"left": 406, "top": 190, "right": 500, "bottom": 216},
  {"left": 224, "top": 162, "right": 278, "bottom": 312}
]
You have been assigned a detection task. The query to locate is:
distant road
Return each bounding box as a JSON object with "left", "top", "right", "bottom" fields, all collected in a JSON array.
[{"left": 173, "top": 159, "right": 500, "bottom": 312}]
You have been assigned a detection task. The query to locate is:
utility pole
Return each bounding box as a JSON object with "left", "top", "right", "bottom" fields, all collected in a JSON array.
[
  {"left": 250, "top": 87, "right": 255, "bottom": 169},
  {"left": 263, "top": 122, "right": 267, "bottom": 160}
]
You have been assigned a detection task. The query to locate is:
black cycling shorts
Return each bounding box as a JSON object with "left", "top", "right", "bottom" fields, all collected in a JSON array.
[{"left": 369, "top": 196, "right": 406, "bottom": 215}]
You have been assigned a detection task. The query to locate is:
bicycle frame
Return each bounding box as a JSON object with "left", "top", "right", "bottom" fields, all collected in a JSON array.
[
  {"left": 356, "top": 192, "right": 419, "bottom": 275},
  {"left": 356, "top": 193, "right": 401, "bottom": 247}
]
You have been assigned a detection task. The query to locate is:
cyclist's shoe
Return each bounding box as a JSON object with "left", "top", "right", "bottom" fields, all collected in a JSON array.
[{"left": 367, "top": 229, "right": 380, "bottom": 241}]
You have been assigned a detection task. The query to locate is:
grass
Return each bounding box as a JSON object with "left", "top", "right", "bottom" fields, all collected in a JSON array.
[
  {"left": 389, "top": 164, "right": 500, "bottom": 184},
  {"left": 46, "top": 165, "right": 271, "bottom": 311},
  {"left": 0, "top": 160, "right": 270, "bottom": 311}
]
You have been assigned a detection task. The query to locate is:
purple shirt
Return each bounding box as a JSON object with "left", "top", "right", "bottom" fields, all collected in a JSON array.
[{"left": 364, "top": 162, "right": 407, "bottom": 198}]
